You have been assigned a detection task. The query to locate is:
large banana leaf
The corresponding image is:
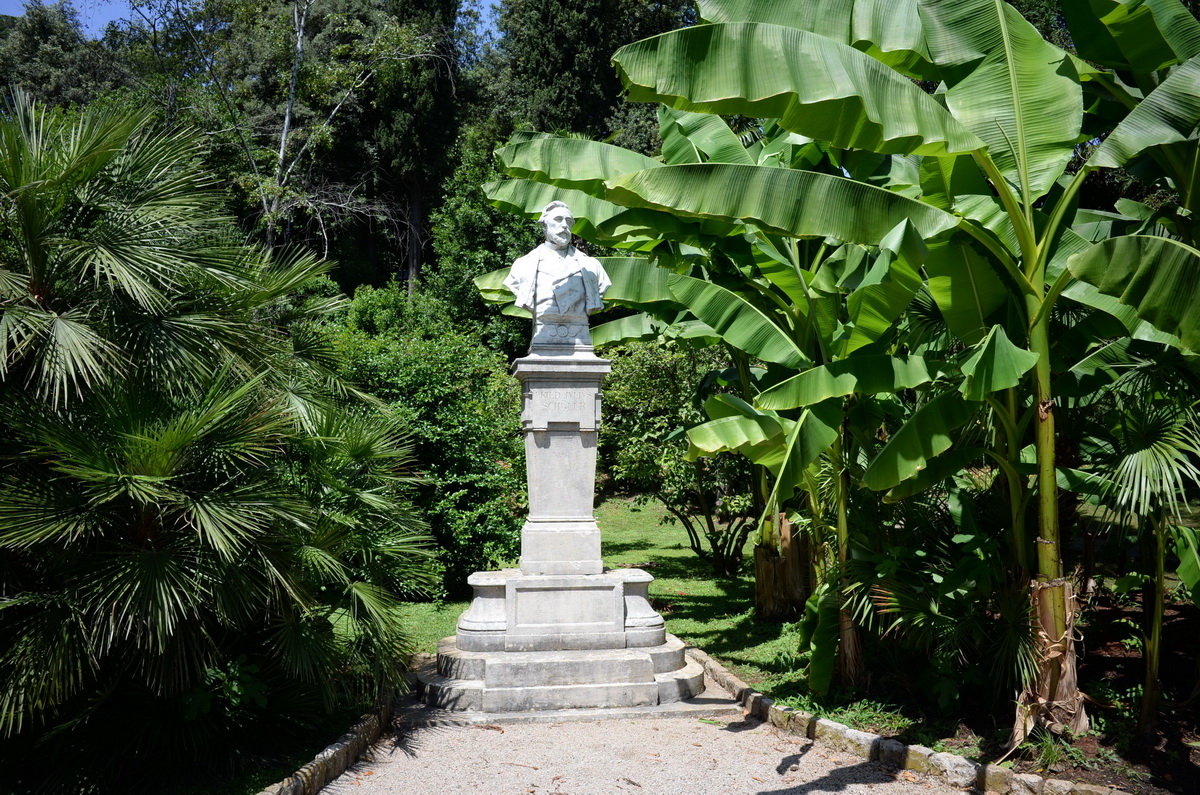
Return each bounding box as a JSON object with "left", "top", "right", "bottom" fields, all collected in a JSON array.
[
  {"left": 1067, "top": 235, "right": 1200, "bottom": 351},
  {"left": 1062, "top": 279, "right": 1181, "bottom": 346},
  {"left": 920, "top": 0, "right": 1083, "bottom": 203},
  {"left": 764, "top": 399, "right": 842, "bottom": 509},
  {"left": 668, "top": 274, "right": 811, "bottom": 368},
  {"left": 756, "top": 355, "right": 933, "bottom": 410},
  {"left": 924, "top": 238, "right": 1008, "bottom": 345},
  {"left": 959, "top": 325, "right": 1041, "bottom": 401},
  {"left": 591, "top": 314, "right": 658, "bottom": 346},
  {"left": 697, "top": 0, "right": 936, "bottom": 79},
  {"left": 1090, "top": 56, "right": 1200, "bottom": 170},
  {"left": 658, "top": 106, "right": 755, "bottom": 166},
  {"left": 863, "top": 391, "right": 977, "bottom": 491},
  {"left": 497, "top": 137, "right": 662, "bottom": 197},
  {"left": 918, "top": 154, "right": 990, "bottom": 212},
  {"left": 838, "top": 221, "right": 925, "bottom": 356},
  {"left": 685, "top": 404, "right": 793, "bottom": 471},
  {"left": 601, "top": 257, "right": 677, "bottom": 306},
  {"left": 612, "top": 23, "right": 983, "bottom": 156},
  {"left": 590, "top": 312, "right": 710, "bottom": 348},
  {"left": 606, "top": 164, "right": 959, "bottom": 244},
  {"left": 884, "top": 446, "right": 987, "bottom": 501},
  {"left": 685, "top": 414, "right": 782, "bottom": 458},
  {"left": 797, "top": 581, "right": 841, "bottom": 695},
  {"left": 473, "top": 267, "right": 512, "bottom": 304},
  {"left": 1062, "top": 0, "right": 1200, "bottom": 73}
]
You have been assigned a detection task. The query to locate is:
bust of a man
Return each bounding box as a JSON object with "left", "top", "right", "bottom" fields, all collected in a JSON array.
[{"left": 505, "top": 201, "right": 610, "bottom": 353}]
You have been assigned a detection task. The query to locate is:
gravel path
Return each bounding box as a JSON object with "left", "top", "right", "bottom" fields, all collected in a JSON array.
[{"left": 321, "top": 712, "right": 967, "bottom": 795}]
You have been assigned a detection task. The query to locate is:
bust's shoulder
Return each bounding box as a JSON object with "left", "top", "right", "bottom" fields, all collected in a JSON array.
[
  {"left": 511, "top": 247, "right": 544, "bottom": 270},
  {"left": 570, "top": 247, "right": 603, "bottom": 270}
]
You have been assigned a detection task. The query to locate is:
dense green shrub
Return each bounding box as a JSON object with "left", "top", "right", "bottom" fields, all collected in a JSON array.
[
  {"left": 601, "top": 341, "right": 755, "bottom": 575},
  {"left": 332, "top": 284, "right": 526, "bottom": 592}
]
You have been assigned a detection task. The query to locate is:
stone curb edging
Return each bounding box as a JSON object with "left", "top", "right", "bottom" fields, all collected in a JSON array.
[
  {"left": 683, "top": 647, "right": 1124, "bottom": 795},
  {"left": 253, "top": 699, "right": 393, "bottom": 795}
]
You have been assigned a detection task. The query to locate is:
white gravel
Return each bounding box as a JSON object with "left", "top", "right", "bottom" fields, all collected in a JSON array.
[{"left": 321, "top": 713, "right": 967, "bottom": 795}]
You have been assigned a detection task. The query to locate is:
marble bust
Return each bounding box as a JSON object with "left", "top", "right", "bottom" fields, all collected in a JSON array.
[{"left": 505, "top": 201, "right": 610, "bottom": 352}]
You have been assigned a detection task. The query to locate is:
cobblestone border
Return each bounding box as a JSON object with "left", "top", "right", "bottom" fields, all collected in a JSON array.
[
  {"left": 684, "top": 647, "right": 1125, "bottom": 795},
  {"left": 253, "top": 699, "right": 393, "bottom": 795}
]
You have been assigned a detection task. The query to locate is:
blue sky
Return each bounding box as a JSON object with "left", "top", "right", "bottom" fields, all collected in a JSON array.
[{"left": 0, "top": 0, "right": 134, "bottom": 37}]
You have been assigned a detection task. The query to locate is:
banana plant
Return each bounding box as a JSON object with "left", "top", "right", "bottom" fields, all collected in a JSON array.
[{"left": 605, "top": 0, "right": 1200, "bottom": 741}]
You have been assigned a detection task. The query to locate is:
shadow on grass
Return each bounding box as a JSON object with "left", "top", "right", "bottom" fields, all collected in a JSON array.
[{"left": 602, "top": 539, "right": 657, "bottom": 558}]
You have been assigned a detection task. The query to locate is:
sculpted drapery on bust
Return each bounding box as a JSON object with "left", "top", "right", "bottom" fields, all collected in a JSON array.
[{"left": 505, "top": 201, "right": 610, "bottom": 351}]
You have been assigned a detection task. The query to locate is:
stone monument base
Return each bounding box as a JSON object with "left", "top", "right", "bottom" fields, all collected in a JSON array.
[{"left": 417, "top": 568, "right": 705, "bottom": 713}]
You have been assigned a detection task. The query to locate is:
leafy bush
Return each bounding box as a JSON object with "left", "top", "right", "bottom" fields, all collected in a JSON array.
[
  {"left": 332, "top": 284, "right": 526, "bottom": 592},
  {"left": 601, "top": 341, "right": 755, "bottom": 575}
]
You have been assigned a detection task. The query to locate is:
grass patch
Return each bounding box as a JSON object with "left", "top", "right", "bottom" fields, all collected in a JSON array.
[
  {"left": 401, "top": 600, "right": 470, "bottom": 654},
  {"left": 595, "top": 497, "right": 806, "bottom": 692}
]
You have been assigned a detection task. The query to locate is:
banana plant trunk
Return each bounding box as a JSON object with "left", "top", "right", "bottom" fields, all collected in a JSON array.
[
  {"left": 834, "top": 432, "right": 862, "bottom": 688},
  {"left": 754, "top": 513, "right": 807, "bottom": 621},
  {"left": 1010, "top": 314, "right": 1088, "bottom": 745}
]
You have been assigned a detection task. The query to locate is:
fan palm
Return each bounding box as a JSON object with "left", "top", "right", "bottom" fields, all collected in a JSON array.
[
  {"left": 1089, "top": 390, "right": 1200, "bottom": 736},
  {"left": 0, "top": 91, "right": 435, "bottom": 789}
]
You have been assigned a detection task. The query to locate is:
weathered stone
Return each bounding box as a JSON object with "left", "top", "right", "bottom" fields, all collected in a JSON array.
[
  {"left": 1070, "top": 785, "right": 1118, "bottom": 795},
  {"left": 755, "top": 696, "right": 773, "bottom": 720},
  {"left": 768, "top": 704, "right": 792, "bottom": 729},
  {"left": 982, "top": 763, "right": 1013, "bottom": 792},
  {"left": 1044, "top": 779, "right": 1073, "bottom": 795},
  {"left": 843, "top": 729, "right": 882, "bottom": 760},
  {"left": 813, "top": 718, "right": 850, "bottom": 749},
  {"left": 931, "top": 752, "right": 979, "bottom": 788},
  {"left": 789, "top": 709, "right": 815, "bottom": 737},
  {"left": 726, "top": 676, "right": 752, "bottom": 702},
  {"left": 1011, "top": 772, "right": 1045, "bottom": 795},
  {"left": 878, "top": 738, "right": 906, "bottom": 767},
  {"left": 903, "top": 745, "right": 935, "bottom": 773}
]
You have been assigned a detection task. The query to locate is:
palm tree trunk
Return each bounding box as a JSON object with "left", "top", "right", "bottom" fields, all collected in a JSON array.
[{"left": 1138, "top": 514, "right": 1165, "bottom": 736}]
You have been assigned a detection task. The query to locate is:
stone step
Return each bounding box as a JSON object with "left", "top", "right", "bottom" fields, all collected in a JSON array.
[
  {"left": 483, "top": 681, "right": 659, "bottom": 712},
  {"left": 656, "top": 658, "right": 705, "bottom": 704},
  {"left": 418, "top": 634, "right": 706, "bottom": 713},
  {"left": 419, "top": 674, "right": 482, "bottom": 712},
  {"left": 483, "top": 649, "right": 653, "bottom": 688},
  {"left": 418, "top": 670, "right": 663, "bottom": 713},
  {"left": 646, "top": 635, "right": 686, "bottom": 674},
  {"left": 436, "top": 634, "right": 689, "bottom": 681}
]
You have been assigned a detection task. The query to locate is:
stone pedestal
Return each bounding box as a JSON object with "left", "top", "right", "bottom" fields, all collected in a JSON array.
[{"left": 417, "top": 350, "right": 704, "bottom": 714}]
